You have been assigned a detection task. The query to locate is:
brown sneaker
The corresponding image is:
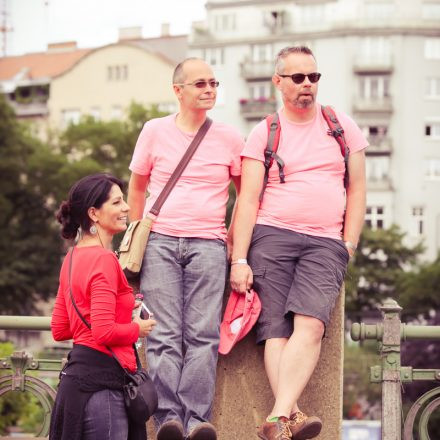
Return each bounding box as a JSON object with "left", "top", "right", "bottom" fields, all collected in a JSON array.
[
  {"left": 289, "top": 411, "right": 322, "bottom": 440},
  {"left": 157, "top": 419, "right": 184, "bottom": 440},
  {"left": 257, "top": 416, "right": 292, "bottom": 439},
  {"left": 187, "top": 422, "right": 217, "bottom": 440}
]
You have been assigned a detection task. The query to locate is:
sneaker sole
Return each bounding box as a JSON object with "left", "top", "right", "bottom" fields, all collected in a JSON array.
[
  {"left": 293, "top": 421, "right": 322, "bottom": 440},
  {"left": 189, "top": 427, "right": 217, "bottom": 440}
]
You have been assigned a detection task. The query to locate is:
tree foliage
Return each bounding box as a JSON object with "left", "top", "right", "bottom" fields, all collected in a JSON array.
[
  {"left": 0, "top": 96, "right": 65, "bottom": 314},
  {"left": 345, "top": 225, "right": 424, "bottom": 320},
  {"left": 0, "top": 98, "right": 165, "bottom": 314}
]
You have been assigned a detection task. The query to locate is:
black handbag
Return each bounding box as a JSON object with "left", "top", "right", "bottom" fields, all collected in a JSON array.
[{"left": 67, "top": 247, "right": 158, "bottom": 424}]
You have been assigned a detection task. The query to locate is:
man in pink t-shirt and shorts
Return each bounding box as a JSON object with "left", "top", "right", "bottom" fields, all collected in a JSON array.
[
  {"left": 127, "top": 58, "right": 243, "bottom": 440},
  {"left": 230, "top": 46, "right": 368, "bottom": 440}
]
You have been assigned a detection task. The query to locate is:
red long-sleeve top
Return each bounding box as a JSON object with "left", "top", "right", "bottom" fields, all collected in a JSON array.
[{"left": 51, "top": 246, "right": 139, "bottom": 371}]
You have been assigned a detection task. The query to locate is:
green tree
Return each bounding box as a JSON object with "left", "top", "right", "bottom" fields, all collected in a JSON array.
[
  {"left": 345, "top": 225, "right": 423, "bottom": 320},
  {"left": 398, "top": 253, "right": 440, "bottom": 317},
  {"left": 58, "top": 102, "right": 167, "bottom": 181},
  {"left": 0, "top": 96, "right": 66, "bottom": 314}
]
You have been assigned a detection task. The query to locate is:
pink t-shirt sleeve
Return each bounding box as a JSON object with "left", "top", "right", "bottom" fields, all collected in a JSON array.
[
  {"left": 241, "top": 119, "right": 268, "bottom": 162},
  {"left": 334, "top": 110, "right": 368, "bottom": 155},
  {"left": 129, "top": 121, "right": 155, "bottom": 176},
  {"left": 229, "top": 129, "right": 245, "bottom": 175}
]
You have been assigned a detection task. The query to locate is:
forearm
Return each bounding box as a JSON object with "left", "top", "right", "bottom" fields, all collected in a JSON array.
[
  {"left": 127, "top": 173, "right": 148, "bottom": 222},
  {"left": 231, "top": 198, "right": 259, "bottom": 260},
  {"left": 343, "top": 187, "right": 366, "bottom": 246}
]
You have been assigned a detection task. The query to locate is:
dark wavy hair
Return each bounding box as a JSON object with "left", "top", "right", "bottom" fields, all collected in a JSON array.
[{"left": 56, "top": 173, "right": 124, "bottom": 240}]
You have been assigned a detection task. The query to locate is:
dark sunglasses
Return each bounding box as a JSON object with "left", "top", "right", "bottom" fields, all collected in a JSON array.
[
  {"left": 176, "top": 80, "right": 220, "bottom": 89},
  {"left": 278, "top": 72, "right": 321, "bottom": 84}
]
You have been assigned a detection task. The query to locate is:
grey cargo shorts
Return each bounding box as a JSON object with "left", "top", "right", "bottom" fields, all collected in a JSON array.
[{"left": 248, "top": 224, "right": 350, "bottom": 344}]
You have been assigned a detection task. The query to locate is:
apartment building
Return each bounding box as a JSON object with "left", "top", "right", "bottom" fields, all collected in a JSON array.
[
  {"left": 0, "top": 28, "right": 187, "bottom": 136},
  {"left": 188, "top": 0, "right": 440, "bottom": 260}
]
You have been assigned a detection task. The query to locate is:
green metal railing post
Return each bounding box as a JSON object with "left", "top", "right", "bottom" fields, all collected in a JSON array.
[
  {"left": 351, "top": 299, "right": 440, "bottom": 440},
  {"left": 380, "top": 299, "right": 403, "bottom": 440}
]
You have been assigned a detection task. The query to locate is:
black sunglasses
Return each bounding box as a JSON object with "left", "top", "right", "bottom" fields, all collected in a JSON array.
[
  {"left": 278, "top": 72, "right": 321, "bottom": 84},
  {"left": 176, "top": 80, "right": 220, "bottom": 89}
]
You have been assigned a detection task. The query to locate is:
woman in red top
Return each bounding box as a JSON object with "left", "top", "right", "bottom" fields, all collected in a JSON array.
[{"left": 50, "top": 173, "right": 156, "bottom": 440}]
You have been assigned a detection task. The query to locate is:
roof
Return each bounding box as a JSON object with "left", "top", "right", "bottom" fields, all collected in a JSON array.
[
  {"left": 0, "top": 48, "right": 92, "bottom": 82},
  {"left": 129, "top": 34, "right": 188, "bottom": 66}
]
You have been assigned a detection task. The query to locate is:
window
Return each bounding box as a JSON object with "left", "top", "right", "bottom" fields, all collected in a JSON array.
[
  {"left": 364, "top": 1, "right": 394, "bottom": 19},
  {"left": 251, "top": 44, "right": 272, "bottom": 62},
  {"left": 422, "top": 2, "right": 440, "bottom": 19},
  {"left": 204, "top": 48, "right": 224, "bottom": 66},
  {"left": 425, "top": 122, "right": 440, "bottom": 138},
  {"left": 301, "top": 4, "right": 325, "bottom": 24},
  {"left": 360, "top": 37, "right": 391, "bottom": 62},
  {"left": 249, "top": 82, "right": 272, "bottom": 99},
  {"left": 366, "top": 157, "right": 390, "bottom": 182},
  {"left": 425, "top": 38, "right": 440, "bottom": 59},
  {"left": 61, "top": 109, "right": 80, "bottom": 126},
  {"left": 359, "top": 75, "right": 390, "bottom": 99},
  {"left": 214, "top": 14, "right": 236, "bottom": 31},
  {"left": 107, "top": 65, "right": 128, "bottom": 81},
  {"left": 111, "top": 106, "right": 122, "bottom": 120},
  {"left": 410, "top": 207, "right": 425, "bottom": 237},
  {"left": 89, "top": 107, "right": 101, "bottom": 120},
  {"left": 426, "top": 77, "right": 440, "bottom": 98},
  {"left": 263, "top": 10, "right": 286, "bottom": 31},
  {"left": 424, "top": 159, "right": 440, "bottom": 180},
  {"left": 365, "top": 206, "right": 385, "bottom": 229}
]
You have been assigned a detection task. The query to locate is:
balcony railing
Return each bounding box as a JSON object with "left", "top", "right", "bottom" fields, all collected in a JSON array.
[
  {"left": 353, "top": 96, "right": 393, "bottom": 113},
  {"left": 366, "top": 136, "right": 393, "bottom": 154},
  {"left": 239, "top": 98, "right": 277, "bottom": 120},
  {"left": 240, "top": 60, "right": 274, "bottom": 80},
  {"left": 353, "top": 55, "right": 394, "bottom": 73}
]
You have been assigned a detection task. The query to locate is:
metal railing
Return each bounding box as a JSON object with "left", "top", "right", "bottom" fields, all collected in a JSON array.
[
  {"left": 0, "top": 316, "right": 59, "bottom": 439},
  {"left": 351, "top": 299, "right": 440, "bottom": 440}
]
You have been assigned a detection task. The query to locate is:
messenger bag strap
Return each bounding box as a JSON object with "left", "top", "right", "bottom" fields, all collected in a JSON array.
[
  {"left": 67, "top": 247, "right": 138, "bottom": 372},
  {"left": 149, "top": 117, "right": 213, "bottom": 217}
]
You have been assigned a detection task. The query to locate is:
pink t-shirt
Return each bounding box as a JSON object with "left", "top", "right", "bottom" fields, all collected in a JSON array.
[
  {"left": 242, "top": 104, "right": 368, "bottom": 239},
  {"left": 129, "top": 114, "right": 244, "bottom": 240}
]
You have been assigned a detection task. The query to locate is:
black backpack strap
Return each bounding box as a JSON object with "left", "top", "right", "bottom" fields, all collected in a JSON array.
[
  {"left": 259, "top": 112, "right": 284, "bottom": 201},
  {"left": 321, "top": 105, "right": 350, "bottom": 188}
]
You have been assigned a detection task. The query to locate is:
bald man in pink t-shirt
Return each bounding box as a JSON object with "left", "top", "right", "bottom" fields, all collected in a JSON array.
[
  {"left": 127, "top": 59, "right": 244, "bottom": 440},
  {"left": 230, "top": 47, "right": 367, "bottom": 440}
]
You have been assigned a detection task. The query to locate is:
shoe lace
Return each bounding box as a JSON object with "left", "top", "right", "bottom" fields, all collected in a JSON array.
[
  {"left": 290, "top": 410, "right": 308, "bottom": 426},
  {"left": 275, "top": 420, "right": 292, "bottom": 439}
]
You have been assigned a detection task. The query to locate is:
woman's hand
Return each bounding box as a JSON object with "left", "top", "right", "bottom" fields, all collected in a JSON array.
[
  {"left": 133, "top": 316, "right": 157, "bottom": 337},
  {"left": 230, "top": 264, "right": 253, "bottom": 294}
]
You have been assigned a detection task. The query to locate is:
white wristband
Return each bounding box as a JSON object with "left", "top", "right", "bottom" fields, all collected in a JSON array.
[{"left": 231, "top": 258, "right": 248, "bottom": 265}]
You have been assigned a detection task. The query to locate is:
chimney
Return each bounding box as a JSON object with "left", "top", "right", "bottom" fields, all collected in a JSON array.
[
  {"left": 118, "top": 26, "right": 143, "bottom": 41},
  {"left": 161, "top": 23, "right": 170, "bottom": 36},
  {"left": 47, "top": 41, "right": 78, "bottom": 53}
]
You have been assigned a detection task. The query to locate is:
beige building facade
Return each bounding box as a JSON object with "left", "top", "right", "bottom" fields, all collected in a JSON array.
[{"left": 49, "top": 42, "right": 178, "bottom": 129}]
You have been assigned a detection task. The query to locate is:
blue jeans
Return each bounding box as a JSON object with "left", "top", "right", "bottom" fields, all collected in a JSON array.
[
  {"left": 82, "top": 389, "right": 128, "bottom": 440},
  {"left": 140, "top": 232, "right": 227, "bottom": 435}
]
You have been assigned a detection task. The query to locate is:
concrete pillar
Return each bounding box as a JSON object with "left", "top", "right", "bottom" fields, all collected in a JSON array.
[{"left": 212, "top": 290, "right": 345, "bottom": 439}]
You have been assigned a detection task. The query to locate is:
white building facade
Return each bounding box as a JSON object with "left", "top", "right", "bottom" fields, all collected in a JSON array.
[{"left": 189, "top": 0, "right": 440, "bottom": 260}]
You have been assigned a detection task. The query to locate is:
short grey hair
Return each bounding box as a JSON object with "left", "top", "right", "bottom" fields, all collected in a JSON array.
[
  {"left": 275, "top": 46, "right": 316, "bottom": 74},
  {"left": 172, "top": 57, "right": 202, "bottom": 84}
]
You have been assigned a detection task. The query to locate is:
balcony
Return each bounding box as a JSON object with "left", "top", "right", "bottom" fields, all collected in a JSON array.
[
  {"left": 240, "top": 60, "right": 274, "bottom": 81},
  {"left": 239, "top": 98, "right": 277, "bottom": 120},
  {"left": 353, "top": 97, "right": 393, "bottom": 114},
  {"left": 353, "top": 55, "right": 394, "bottom": 74},
  {"left": 8, "top": 100, "right": 49, "bottom": 117},
  {"left": 366, "top": 176, "right": 392, "bottom": 191},
  {"left": 366, "top": 136, "right": 392, "bottom": 154}
]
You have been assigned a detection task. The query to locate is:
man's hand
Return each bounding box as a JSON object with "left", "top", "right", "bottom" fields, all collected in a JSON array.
[{"left": 230, "top": 264, "right": 253, "bottom": 294}]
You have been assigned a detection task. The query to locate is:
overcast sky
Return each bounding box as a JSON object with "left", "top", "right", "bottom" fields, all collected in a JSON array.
[{"left": 4, "top": 0, "right": 207, "bottom": 56}]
